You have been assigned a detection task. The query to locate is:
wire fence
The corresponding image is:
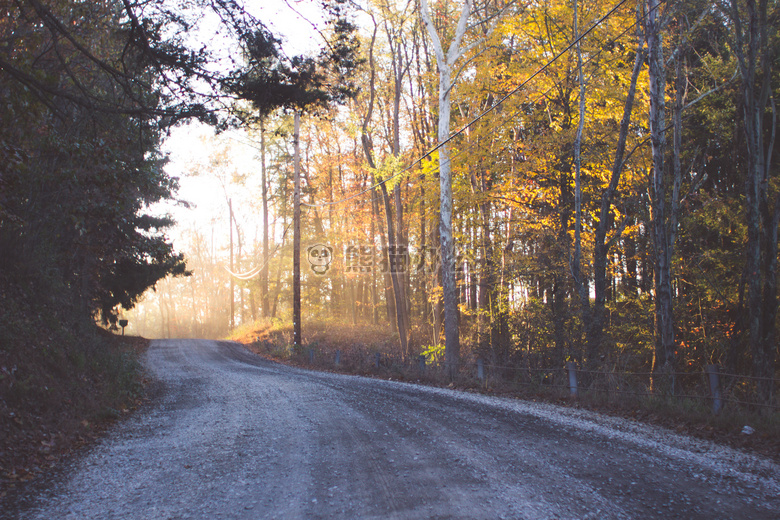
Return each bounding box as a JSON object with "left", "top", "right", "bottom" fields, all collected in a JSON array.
[{"left": 278, "top": 341, "right": 780, "bottom": 414}]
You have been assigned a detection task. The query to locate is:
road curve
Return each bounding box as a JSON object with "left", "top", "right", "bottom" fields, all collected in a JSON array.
[{"left": 11, "top": 339, "right": 780, "bottom": 519}]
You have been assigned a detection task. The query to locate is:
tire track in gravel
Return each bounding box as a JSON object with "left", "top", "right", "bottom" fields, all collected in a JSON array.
[{"left": 9, "top": 339, "right": 780, "bottom": 520}]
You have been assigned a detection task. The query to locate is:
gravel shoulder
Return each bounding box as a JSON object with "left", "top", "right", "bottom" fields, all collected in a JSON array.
[{"left": 8, "top": 339, "right": 780, "bottom": 520}]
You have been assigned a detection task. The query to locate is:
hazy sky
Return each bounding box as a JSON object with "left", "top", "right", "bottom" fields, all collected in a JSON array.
[{"left": 156, "top": 0, "right": 330, "bottom": 258}]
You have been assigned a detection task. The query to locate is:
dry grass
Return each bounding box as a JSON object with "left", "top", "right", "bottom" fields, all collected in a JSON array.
[{"left": 231, "top": 318, "right": 409, "bottom": 377}]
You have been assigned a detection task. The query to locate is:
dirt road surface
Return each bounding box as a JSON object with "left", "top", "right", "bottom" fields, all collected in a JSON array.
[{"left": 9, "top": 339, "right": 780, "bottom": 519}]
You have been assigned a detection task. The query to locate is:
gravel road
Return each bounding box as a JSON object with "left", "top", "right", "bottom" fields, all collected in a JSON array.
[{"left": 10, "top": 339, "right": 780, "bottom": 519}]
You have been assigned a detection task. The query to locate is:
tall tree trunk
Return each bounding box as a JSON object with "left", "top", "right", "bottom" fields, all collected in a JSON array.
[
  {"left": 670, "top": 25, "right": 684, "bottom": 258},
  {"left": 228, "top": 198, "right": 235, "bottom": 331},
  {"left": 572, "top": 0, "right": 588, "bottom": 313},
  {"left": 646, "top": 0, "right": 675, "bottom": 378},
  {"left": 468, "top": 222, "right": 478, "bottom": 310},
  {"left": 419, "top": 173, "right": 429, "bottom": 323},
  {"left": 371, "top": 194, "right": 380, "bottom": 324},
  {"left": 730, "top": 0, "right": 777, "bottom": 404},
  {"left": 388, "top": 23, "right": 411, "bottom": 358},
  {"left": 623, "top": 230, "right": 638, "bottom": 297},
  {"left": 421, "top": 0, "right": 474, "bottom": 378},
  {"left": 437, "top": 71, "right": 460, "bottom": 378},
  {"left": 261, "top": 119, "right": 270, "bottom": 318},
  {"left": 373, "top": 185, "right": 396, "bottom": 328},
  {"left": 293, "top": 111, "right": 302, "bottom": 349},
  {"left": 555, "top": 156, "right": 572, "bottom": 364},
  {"left": 589, "top": 17, "right": 645, "bottom": 362},
  {"left": 360, "top": 19, "right": 408, "bottom": 353},
  {"left": 377, "top": 177, "right": 409, "bottom": 357}
]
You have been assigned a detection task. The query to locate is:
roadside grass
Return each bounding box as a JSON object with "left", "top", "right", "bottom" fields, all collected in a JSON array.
[
  {"left": 231, "top": 318, "right": 780, "bottom": 462},
  {"left": 0, "top": 284, "right": 149, "bottom": 499},
  {"left": 230, "top": 318, "right": 403, "bottom": 375}
]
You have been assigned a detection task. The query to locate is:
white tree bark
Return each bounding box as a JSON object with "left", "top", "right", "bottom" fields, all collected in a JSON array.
[{"left": 420, "top": 0, "right": 473, "bottom": 378}]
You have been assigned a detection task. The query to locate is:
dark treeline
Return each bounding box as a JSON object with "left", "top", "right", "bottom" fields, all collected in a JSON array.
[{"left": 0, "top": 0, "right": 356, "bottom": 329}]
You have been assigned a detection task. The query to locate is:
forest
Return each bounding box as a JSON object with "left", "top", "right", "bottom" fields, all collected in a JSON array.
[{"left": 1, "top": 0, "right": 778, "bottom": 409}]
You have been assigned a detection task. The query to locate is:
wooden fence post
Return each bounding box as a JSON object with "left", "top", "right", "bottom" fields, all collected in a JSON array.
[
  {"left": 418, "top": 355, "right": 426, "bottom": 375},
  {"left": 567, "top": 362, "right": 578, "bottom": 398},
  {"left": 335, "top": 350, "right": 341, "bottom": 366},
  {"left": 706, "top": 364, "right": 723, "bottom": 415},
  {"left": 477, "top": 358, "right": 485, "bottom": 383},
  {"left": 309, "top": 349, "right": 315, "bottom": 364}
]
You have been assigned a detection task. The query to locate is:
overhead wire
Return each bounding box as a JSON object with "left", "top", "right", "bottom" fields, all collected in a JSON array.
[
  {"left": 224, "top": 0, "right": 657, "bottom": 270},
  {"left": 369, "top": 0, "right": 724, "bottom": 192},
  {"left": 442, "top": 2, "right": 648, "bottom": 184}
]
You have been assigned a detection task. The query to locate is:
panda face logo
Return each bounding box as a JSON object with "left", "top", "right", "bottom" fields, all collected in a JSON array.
[{"left": 307, "top": 244, "right": 333, "bottom": 275}]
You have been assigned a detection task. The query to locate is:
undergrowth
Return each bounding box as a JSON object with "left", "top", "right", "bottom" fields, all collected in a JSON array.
[
  {"left": 231, "top": 318, "right": 780, "bottom": 462},
  {"left": 0, "top": 280, "right": 148, "bottom": 499}
]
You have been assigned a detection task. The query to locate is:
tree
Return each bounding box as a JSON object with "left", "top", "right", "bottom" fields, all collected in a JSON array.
[
  {"left": 226, "top": 6, "right": 361, "bottom": 346},
  {"left": 0, "top": 0, "right": 196, "bottom": 327},
  {"left": 356, "top": 1, "right": 415, "bottom": 359},
  {"left": 728, "top": 0, "right": 779, "bottom": 404},
  {"left": 260, "top": 120, "right": 270, "bottom": 318},
  {"left": 645, "top": 0, "right": 676, "bottom": 377},
  {"left": 589, "top": 7, "right": 647, "bottom": 360},
  {"left": 420, "top": 0, "right": 481, "bottom": 377},
  {"left": 571, "top": 0, "right": 587, "bottom": 315}
]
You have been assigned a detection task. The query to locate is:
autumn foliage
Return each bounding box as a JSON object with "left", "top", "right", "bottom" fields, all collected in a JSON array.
[{"left": 125, "top": 0, "right": 779, "bottom": 409}]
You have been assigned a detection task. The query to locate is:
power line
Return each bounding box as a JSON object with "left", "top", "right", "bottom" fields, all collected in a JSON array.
[
  {"left": 443, "top": 3, "right": 646, "bottom": 177},
  {"left": 311, "top": 10, "right": 643, "bottom": 215},
  {"left": 302, "top": 0, "right": 639, "bottom": 208}
]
